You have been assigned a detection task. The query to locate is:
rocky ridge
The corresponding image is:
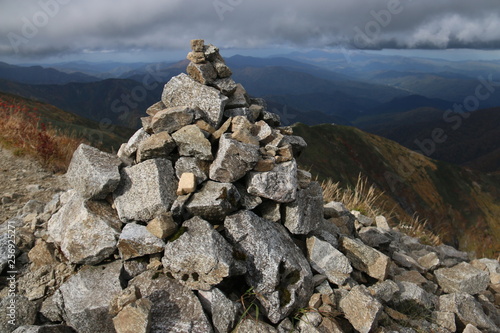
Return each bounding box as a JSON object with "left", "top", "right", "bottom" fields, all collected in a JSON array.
[{"left": 0, "top": 40, "right": 499, "bottom": 333}]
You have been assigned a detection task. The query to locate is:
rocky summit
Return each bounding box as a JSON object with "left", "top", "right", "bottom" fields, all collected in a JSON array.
[{"left": 1, "top": 40, "right": 499, "bottom": 333}]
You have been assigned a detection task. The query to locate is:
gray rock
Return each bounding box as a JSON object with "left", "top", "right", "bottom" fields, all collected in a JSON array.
[
  {"left": 172, "top": 125, "right": 213, "bottom": 161},
  {"left": 112, "top": 298, "right": 153, "bottom": 333},
  {"left": 368, "top": 279, "right": 400, "bottom": 303},
  {"left": 12, "top": 325, "right": 73, "bottom": 333},
  {"left": 59, "top": 261, "right": 123, "bottom": 333},
  {"left": 324, "top": 201, "right": 350, "bottom": 218},
  {"left": 198, "top": 288, "right": 242, "bottom": 333},
  {"left": 129, "top": 270, "right": 214, "bottom": 332},
  {"left": 261, "top": 110, "right": 281, "bottom": 127},
  {"left": 340, "top": 236, "right": 391, "bottom": 281},
  {"left": 432, "top": 311, "right": 456, "bottom": 332},
  {"left": 209, "top": 134, "right": 260, "bottom": 183},
  {"left": 117, "top": 223, "right": 166, "bottom": 260},
  {"left": 161, "top": 73, "right": 228, "bottom": 127},
  {"left": 0, "top": 295, "right": 38, "bottom": 333},
  {"left": 175, "top": 157, "right": 209, "bottom": 185},
  {"left": 463, "top": 324, "right": 482, "bottom": 333},
  {"left": 392, "top": 281, "right": 435, "bottom": 316},
  {"left": 338, "top": 285, "right": 383, "bottom": 333},
  {"left": 234, "top": 319, "right": 277, "bottom": 333},
  {"left": 187, "top": 61, "right": 217, "bottom": 85},
  {"left": 185, "top": 181, "right": 240, "bottom": 222},
  {"left": 281, "top": 135, "right": 307, "bottom": 157},
  {"left": 234, "top": 182, "right": 262, "bottom": 210},
  {"left": 283, "top": 181, "right": 323, "bottom": 235},
  {"left": 150, "top": 106, "right": 195, "bottom": 134},
  {"left": 212, "top": 77, "right": 238, "bottom": 95},
  {"left": 225, "top": 83, "right": 250, "bottom": 109},
  {"left": 257, "top": 200, "right": 282, "bottom": 223},
  {"left": 307, "top": 236, "right": 352, "bottom": 286},
  {"left": 146, "top": 101, "right": 166, "bottom": 116},
  {"left": 136, "top": 131, "right": 176, "bottom": 162},
  {"left": 392, "top": 251, "right": 425, "bottom": 271},
  {"left": 162, "top": 216, "right": 243, "bottom": 290},
  {"left": 213, "top": 58, "right": 232, "bottom": 78},
  {"left": 113, "top": 158, "right": 177, "bottom": 222},
  {"left": 40, "top": 290, "right": 64, "bottom": 323},
  {"left": 358, "top": 227, "right": 392, "bottom": 249},
  {"left": 308, "top": 218, "right": 340, "bottom": 248},
  {"left": 436, "top": 244, "right": 469, "bottom": 262},
  {"left": 119, "top": 128, "right": 151, "bottom": 158},
  {"left": 375, "top": 215, "right": 391, "bottom": 230},
  {"left": 65, "top": 144, "right": 121, "bottom": 200},
  {"left": 416, "top": 252, "right": 440, "bottom": 271},
  {"left": 439, "top": 293, "right": 498, "bottom": 332},
  {"left": 225, "top": 210, "right": 313, "bottom": 324},
  {"left": 435, "top": 262, "right": 489, "bottom": 295},
  {"left": 352, "top": 211, "right": 374, "bottom": 227},
  {"left": 47, "top": 192, "right": 120, "bottom": 265},
  {"left": 246, "top": 159, "right": 298, "bottom": 203}
]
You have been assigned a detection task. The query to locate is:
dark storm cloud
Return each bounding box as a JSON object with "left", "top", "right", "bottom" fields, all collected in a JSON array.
[{"left": 1, "top": 0, "right": 500, "bottom": 59}]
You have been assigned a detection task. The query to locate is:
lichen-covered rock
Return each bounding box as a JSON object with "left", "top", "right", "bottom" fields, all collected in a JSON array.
[
  {"left": 338, "top": 285, "right": 383, "bottom": 333},
  {"left": 59, "top": 261, "right": 123, "bottom": 333},
  {"left": 161, "top": 73, "right": 228, "bottom": 127},
  {"left": 187, "top": 62, "right": 217, "bottom": 85},
  {"left": 246, "top": 159, "right": 298, "bottom": 203},
  {"left": 162, "top": 217, "right": 243, "bottom": 290},
  {"left": 435, "top": 262, "right": 489, "bottom": 295},
  {"left": 129, "top": 270, "right": 214, "bottom": 332},
  {"left": 47, "top": 192, "right": 120, "bottom": 265},
  {"left": 224, "top": 210, "right": 313, "bottom": 324},
  {"left": 307, "top": 236, "right": 352, "bottom": 286},
  {"left": 150, "top": 106, "right": 195, "bottom": 134},
  {"left": 113, "top": 158, "right": 177, "bottom": 222},
  {"left": 65, "top": 143, "right": 121, "bottom": 200},
  {"left": 117, "top": 223, "right": 165, "bottom": 260},
  {"left": 283, "top": 181, "right": 323, "bottom": 235},
  {"left": 209, "top": 134, "right": 260, "bottom": 183},
  {"left": 171, "top": 125, "right": 213, "bottom": 161},
  {"left": 340, "top": 236, "right": 391, "bottom": 281},
  {"left": 185, "top": 181, "right": 240, "bottom": 222}
]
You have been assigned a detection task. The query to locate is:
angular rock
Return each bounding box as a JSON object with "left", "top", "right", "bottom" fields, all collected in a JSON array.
[
  {"left": 281, "top": 135, "right": 307, "bottom": 157},
  {"left": 0, "top": 295, "right": 38, "bottom": 333},
  {"left": 203, "top": 43, "right": 220, "bottom": 61},
  {"left": 358, "top": 227, "right": 392, "bottom": 249},
  {"left": 65, "top": 143, "right": 121, "bottom": 200},
  {"left": 246, "top": 159, "right": 298, "bottom": 203},
  {"left": 113, "top": 298, "right": 153, "bottom": 333},
  {"left": 392, "top": 281, "right": 435, "bottom": 316},
  {"left": 59, "top": 261, "right": 123, "bottom": 333},
  {"left": 324, "top": 201, "right": 350, "bottom": 219},
  {"left": 256, "top": 200, "right": 281, "bottom": 223},
  {"left": 463, "top": 324, "right": 482, "bottom": 333},
  {"left": 12, "top": 325, "right": 73, "bottom": 333},
  {"left": 340, "top": 236, "right": 390, "bottom": 281},
  {"left": 213, "top": 58, "right": 232, "bottom": 78},
  {"left": 432, "top": 311, "right": 456, "bottom": 332},
  {"left": 119, "top": 128, "right": 151, "bottom": 158},
  {"left": 224, "top": 210, "right": 313, "bottom": 324},
  {"left": 47, "top": 192, "right": 120, "bottom": 265},
  {"left": 117, "top": 223, "right": 165, "bottom": 260},
  {"left": 307, "top": 236, "right": 352, "bottom": 286},
  {"left": 161, "top": 73, "right": 228, "bottom": 127},
  {"left": 338, "top": 285, "right": 383, "bottom": 333},
  {"left": 375, "top": 215, "right": 391, "bottom": 231},
  {"left": 439, "top": 293, "right": 497, "bottom": 331},
  {"left": 136, "top": 131, "right": 176, "bottom": 162},
  {"left": 187, "top": 62, "right": 217, "bottom": 85},
  {"left": 234, "top": 319, "right": 277, "bottom": 333},
  {"left": 172, "top": 124, "right": 213, "bottom": 161},
  {"left": 209, "top": 134, "right": 260, "bottom": 183},
  {"left": 113, "top": 158, "right": 177, "bottom": 222},
  {"left": 226, "top": 83, "right": 250, "bottom": 109},
  {"left": 28, "top": 239, "right": 57, "bottom": 268},
  {"left": 234, "top": 182, "right": 262, "bottom": 210},
  {"left": 198, "top": 288, "right": 242, "bottom": 333},
  {"left": 176, "top": 172, "right": 197, "bottom": 195},
  {"left": 175, "top": 157, "right": 209, "bottom": 185},
  {"left": 435, "top": 262, "right": 489, "bottom": 295},
  {"left": 150, "top": 106, "right": 194, "bottom": 134},
  {"left": 417, "top": 252, "right": 440, "bottom": 271},
  {"left": 147, "top": 213, "right": 177, "bottom": 239},
  {"left": 308, "top": 218, "right": 340, "bottom": 248},
  {"left": 191, "top": 39, "right": 204, "bottom": 52},
  {"left": 145, "top": 101, "right": 165, "bottom": 116},
  {"left": 368, "top": 279, "right": 400, "bottom": 303},
  {"left": 212, "top": 77, "right": 238, "bottom": 95},
  {"left": 130, "top": 271, "right": 213, "bottom": 332},
  {"left": 185, "top": 181, "right": 240, "bottom": 222},
  {"left": 283, "top": 181, "right": 323, "bottom": 235},
  {"left": 187, "top": 51, "right": 205, "bottom": 64},
  {"left": 162, "top": 216, "right": 243, "bottom": 290}
]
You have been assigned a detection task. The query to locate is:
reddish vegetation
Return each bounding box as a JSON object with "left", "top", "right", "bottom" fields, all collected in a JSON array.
[{"left": 0, "top": 96, "right": 83, "bottom": 172}]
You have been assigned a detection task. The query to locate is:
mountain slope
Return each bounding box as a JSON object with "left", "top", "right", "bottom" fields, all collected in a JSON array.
[
  {"left": 293, "top": 123, "right": 500, "bottom": 257},
  {"left": 0, "top": 61, "right": 99, "bottom": 84}
]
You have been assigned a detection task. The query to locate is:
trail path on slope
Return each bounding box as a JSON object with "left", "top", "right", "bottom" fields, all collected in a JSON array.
[{"left": 0, "top": 146, "right": 67, "bottom": 223}]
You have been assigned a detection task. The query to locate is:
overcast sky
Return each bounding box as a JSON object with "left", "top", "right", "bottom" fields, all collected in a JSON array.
[{"left": 1, "top": 0, "right": 500, "bottom": 63}]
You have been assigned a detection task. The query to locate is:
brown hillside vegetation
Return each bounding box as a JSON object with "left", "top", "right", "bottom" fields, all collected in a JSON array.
[{"left": 294, "top": 123, "right": 500, "bottom": 258}]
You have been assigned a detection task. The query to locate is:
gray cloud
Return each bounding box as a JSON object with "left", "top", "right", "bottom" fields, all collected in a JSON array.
[{"left": 1, "top": 0, "right": 500, "bottom": 60}]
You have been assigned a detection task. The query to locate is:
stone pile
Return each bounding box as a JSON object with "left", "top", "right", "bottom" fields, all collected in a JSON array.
[{"left": 1, "top": 40, "right": 499, "bottom": 333}]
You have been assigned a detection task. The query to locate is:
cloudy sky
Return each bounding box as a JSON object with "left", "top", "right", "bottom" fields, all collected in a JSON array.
[{"left": 1, "top": 0, "right": 500, "bottom": 63}]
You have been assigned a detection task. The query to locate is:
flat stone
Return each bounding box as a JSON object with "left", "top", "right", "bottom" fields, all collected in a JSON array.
[
  {"left": 324, "top": 201, "right": 350, "bottom": 219},
  {"left": 283, "top": 181, "right": 323, "bottom": 235},
  {"left": 161, "top": 73, "right": 228, "bottom": 127},
  {"left": 129, "top": 271, "right": 213, "bottom": 332},
  {"left": 174, "top": 157, "right": 209, "bottom": 185},
  {"left": 185, "top": 181, "right": 240, "bottom": 222},
  {"left": 136, "top": 131, "right": 176, "bottom": 162},
  {"left": 150, "top": 106, "right": 195, "bottom": 134},
  {"left": 187, "top": 61, "right": 217, "bottom": 85},
  {"left": 113, "top": 158, "right": 177, "bottom": 222},
  {"left": 145, "top": 101, "right": 165, "bottom": 116},
  {"left": 246, "top": 159, "right": 298, "bottom": 203},
  {"left": 65, "top": 144, "right": 121, "bottom": 200},
  {"left": 435, "top": 262, "right": 489, "bottom": 295},
  {"left": 307, "top": 236, "right": 352, "bottom": 286},
  {"left": 224, "top": 210, "right": 313, "bottom": 324},
  {"left": 187, "top": 51, "right": 205, "bottom": 64},
  {"left": 209, "top": 134, "right": 260, "bottom": 183},
  {"left": 117, "top": 223, "right": 165, "bottom": 260},
  {"left": 47, "top": 192, "right": 120, "bottom": 265},
  {"left": 417, "top": 252, "right": 441, "bottom": 271},
  {"left": 172, "top": 125, "right": 213, "bottom": 161},
  {"left": 338, "top": 285, "right": 383, "bottom": 333},
  {"left": 340, "top": 236, "right": 391, "bottom": 281},
  {"left": 59, "top": 261, "right": 123, "bottom": 333}
]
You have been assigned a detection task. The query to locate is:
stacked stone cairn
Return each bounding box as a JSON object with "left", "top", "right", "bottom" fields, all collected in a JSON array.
[{"left": 1, "top": 40, "right": 499, "bottom": 333}]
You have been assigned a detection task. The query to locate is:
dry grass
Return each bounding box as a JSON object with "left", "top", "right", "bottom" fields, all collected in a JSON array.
[
  {"left": 321, "top": 174, "right": 442, "bottom": 246},
  {"left": 0, "top": 99, "right": 83, "bottom": 172}
]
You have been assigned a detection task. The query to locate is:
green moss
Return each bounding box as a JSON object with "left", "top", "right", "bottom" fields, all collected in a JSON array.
[{"left": 167, "top": 226, "right": 187, "bottom": 242}]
